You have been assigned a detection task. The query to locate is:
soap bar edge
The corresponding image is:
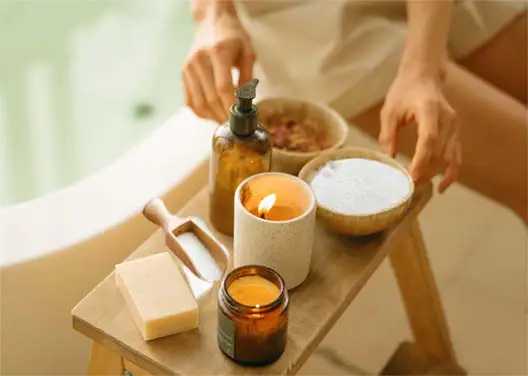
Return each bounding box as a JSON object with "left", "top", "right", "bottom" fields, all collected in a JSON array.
[{"left": 115, "top": 252, "right": 199, "bottom": 341}]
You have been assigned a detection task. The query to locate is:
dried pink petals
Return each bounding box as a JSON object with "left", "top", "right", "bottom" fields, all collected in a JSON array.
[{"left": 263, "top": 115, "right": 332, "bottom": 153}]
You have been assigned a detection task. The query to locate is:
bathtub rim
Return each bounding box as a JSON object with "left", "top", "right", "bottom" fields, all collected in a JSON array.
[{"left": 0, "top": 108, "right": 215, "bottom": 267}]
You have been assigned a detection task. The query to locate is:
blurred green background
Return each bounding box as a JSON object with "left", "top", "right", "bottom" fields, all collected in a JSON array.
[{"left": 0, "top": 0, "right": 194, "bottom": 206}]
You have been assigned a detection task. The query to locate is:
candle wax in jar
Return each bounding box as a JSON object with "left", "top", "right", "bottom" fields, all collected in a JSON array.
[
  {"left": 228, "top": 276, "right": 281, "bottom": 307},
  {"left": 249, "top": 205, "right": 299, "bottom": 221}
]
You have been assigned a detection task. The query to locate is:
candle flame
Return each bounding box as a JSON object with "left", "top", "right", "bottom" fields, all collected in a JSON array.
[{"left": 258, "top": 193, "right": 276, "bottom": 218}]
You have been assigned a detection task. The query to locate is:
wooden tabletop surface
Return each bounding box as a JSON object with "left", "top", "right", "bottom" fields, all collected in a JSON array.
[{"left": 72, "top": 184, "right": 432, "bottom": 376}]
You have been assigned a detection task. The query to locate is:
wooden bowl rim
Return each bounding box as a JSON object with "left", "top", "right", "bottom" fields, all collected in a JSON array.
[
  {"left": 256, "top": 97, "right": 349, "bottom": 158},
  {"left": 298, "top": 147, "right": 415, "bottom": 218}
]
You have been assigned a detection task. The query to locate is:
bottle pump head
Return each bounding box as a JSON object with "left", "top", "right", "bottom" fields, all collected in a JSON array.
[{"left": 230, "top": 78, "right": 259, "bottom": 136}]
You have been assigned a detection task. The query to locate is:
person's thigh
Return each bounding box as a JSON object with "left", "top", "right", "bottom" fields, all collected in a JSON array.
[
  {"left": 350, "top": 62, "right": 527, "bottom": 220},
  {"left": 458, "top": 12, "right": 527, "bottom": 105}
]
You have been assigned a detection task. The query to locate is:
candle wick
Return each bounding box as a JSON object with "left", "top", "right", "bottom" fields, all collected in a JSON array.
[{"left": 260, "top": 213, "right": 266, "bottom": 219}]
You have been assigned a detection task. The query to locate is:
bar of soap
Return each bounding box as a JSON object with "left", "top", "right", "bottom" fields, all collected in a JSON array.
[{"left": 115, "top": 252, "right": 198, "bottom": 340}]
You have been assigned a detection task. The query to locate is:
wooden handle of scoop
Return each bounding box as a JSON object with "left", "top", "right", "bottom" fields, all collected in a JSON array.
[{"left": 143, "top": 199, "right": 173, "bottom": 232}]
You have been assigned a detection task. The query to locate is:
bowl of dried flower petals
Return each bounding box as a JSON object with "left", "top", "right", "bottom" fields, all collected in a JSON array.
[{"left": 257, "top": 98, "right": 349, "bottom": 175}]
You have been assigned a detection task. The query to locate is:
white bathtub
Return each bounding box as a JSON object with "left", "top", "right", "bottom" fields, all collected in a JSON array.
[{"left": 0, "top": 1, "right": 214, "bottom": 373}]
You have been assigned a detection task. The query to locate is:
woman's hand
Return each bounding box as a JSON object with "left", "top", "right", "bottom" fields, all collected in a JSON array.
[
  {"left": 183, "top": 10, "right": 255, "bottom": 123},
  {"left": 379, "top": 65, "right": 462, "bottom": 193}
]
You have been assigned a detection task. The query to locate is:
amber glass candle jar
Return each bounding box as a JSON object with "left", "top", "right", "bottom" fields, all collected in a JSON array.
[{"left": 217, "top": 265, "right": 289, "bottom": 365}]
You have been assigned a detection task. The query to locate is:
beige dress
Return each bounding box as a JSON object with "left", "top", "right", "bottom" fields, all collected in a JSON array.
[{"left": 235, "top": 0, "right": 527, "bottom": 119}]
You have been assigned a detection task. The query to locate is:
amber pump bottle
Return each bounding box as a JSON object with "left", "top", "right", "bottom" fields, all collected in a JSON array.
[{"left": 210, "top": 79, "right": 271, "bottom": 236}]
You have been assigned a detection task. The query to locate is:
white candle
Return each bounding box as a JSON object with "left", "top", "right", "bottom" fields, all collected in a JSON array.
[{"left": 234, "top": 172, "right": 316, "bottom": 289}]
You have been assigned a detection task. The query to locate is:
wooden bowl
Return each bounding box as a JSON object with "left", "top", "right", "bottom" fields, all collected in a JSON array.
[
  {"left": 298, "top": 147, "right": 415, "bottom": 236},
  {"left": 257, "top": 97, "right": 349, "bottom": 175}
]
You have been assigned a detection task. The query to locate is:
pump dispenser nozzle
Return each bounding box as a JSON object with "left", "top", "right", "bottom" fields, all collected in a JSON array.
[
  {"left": 230, "top": 79, "right": 259, "bottom": 136},
  {"left": 235, "top": 79, "right": 258, "bottom": 113}
]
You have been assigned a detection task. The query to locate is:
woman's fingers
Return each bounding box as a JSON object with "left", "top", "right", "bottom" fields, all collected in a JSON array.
[
  {"left": 410, "top": 105, "right": 441, "bottom": 182},
  {"left": 435, "top": 104, "right": 460, "bottom": 192},
  {"left": 183, "top": 68, "right": 213, "bottom": 120},
  {"left": 183, "top": 25, "right": 257, "bottom": 122},
  {"left": 380, "top": 66, "right": 462, "bottom": 192},
  {"left": 182, "top": 70, "right": 192, "bottom": 110},
  {"left": 237, "top": 46, "right": 256, "bottom": 86},
  {"left": 411, "top": 103, "right": 460, "bottom": 192},
  {"left": 211, "top": 44, "right": 237, "bottom": 115},
  {"left": 380, "top": 99, "right": 460, "bottom": 193},
  {"left": 379, "top": 106, "right": 399, "bottom": 157},
  {"left": 439, "top": 124, "right": 462, "bottom": 193},
  {"left": 193, "top": 54, "right": 227, "bottom": 123},
  {"left": 439, "top": 139, "right": 462, "bottom": 193}
]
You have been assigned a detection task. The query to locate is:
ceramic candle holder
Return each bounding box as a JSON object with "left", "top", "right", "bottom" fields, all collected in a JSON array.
[{"left": 234, "top": 172, "right": 316, "bottom": 289}]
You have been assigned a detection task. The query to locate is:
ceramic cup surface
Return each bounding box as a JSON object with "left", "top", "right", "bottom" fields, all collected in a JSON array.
[{"left": 234, "top": 172, "right": 316, "bottom": 289}]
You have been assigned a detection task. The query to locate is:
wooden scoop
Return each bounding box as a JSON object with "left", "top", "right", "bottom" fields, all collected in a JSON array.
[{"left": 143, "top": 199, "right": 229, "bottom": 282}]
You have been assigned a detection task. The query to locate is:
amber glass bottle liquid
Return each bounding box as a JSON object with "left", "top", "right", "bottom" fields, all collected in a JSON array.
[{"left": 209, "top": 79, "right": 271, "bottom": 236}]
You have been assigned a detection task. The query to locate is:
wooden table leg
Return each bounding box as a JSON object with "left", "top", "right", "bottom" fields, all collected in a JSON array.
[
  {"left": 382, "top": 219, "right": 466, "bottom": 375},
  {"left": 87, "top": 341, "right": 152, "bottom": 376},
  {"left": 88, "top": 341, "right": 124, "bottom": 375}
]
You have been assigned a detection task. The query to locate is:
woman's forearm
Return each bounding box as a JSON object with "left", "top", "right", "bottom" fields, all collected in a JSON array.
[
  {"left": 401, "top": 0, "right": 453, "bottom": 77},
  {"left": 192, "top": 0, "right": 237, "bottom": 23}
]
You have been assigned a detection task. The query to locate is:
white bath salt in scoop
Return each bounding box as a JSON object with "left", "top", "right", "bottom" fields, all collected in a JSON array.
[
  {"left": 310, "top": 158, "right": 411, "bottom": 215},
  {"left": 176, "top": 232, "right": 222, "bottom": 282}
]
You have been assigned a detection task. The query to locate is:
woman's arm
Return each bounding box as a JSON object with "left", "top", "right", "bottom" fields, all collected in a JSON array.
[
  {"left": 192, "top": 0, "right": 237, "bottom": 24},
  {"left": 400, "top": 0, "right": 453, "bottom": 77},
  {"left": 380, "top": 0, "right": 461, "bottom": 193}
]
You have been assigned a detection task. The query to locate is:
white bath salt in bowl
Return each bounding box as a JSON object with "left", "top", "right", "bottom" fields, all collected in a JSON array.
[
  {"left": 310, "top": 159, "right": 412, "bottom": 216},
  {"left": 298, "top": 147, "right": 415, "bottom": 235}
]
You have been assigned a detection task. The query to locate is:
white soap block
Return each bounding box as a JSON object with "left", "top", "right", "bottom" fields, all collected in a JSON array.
[{"left": 115, "top": 252, "right": 198, "bottom": 341}]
